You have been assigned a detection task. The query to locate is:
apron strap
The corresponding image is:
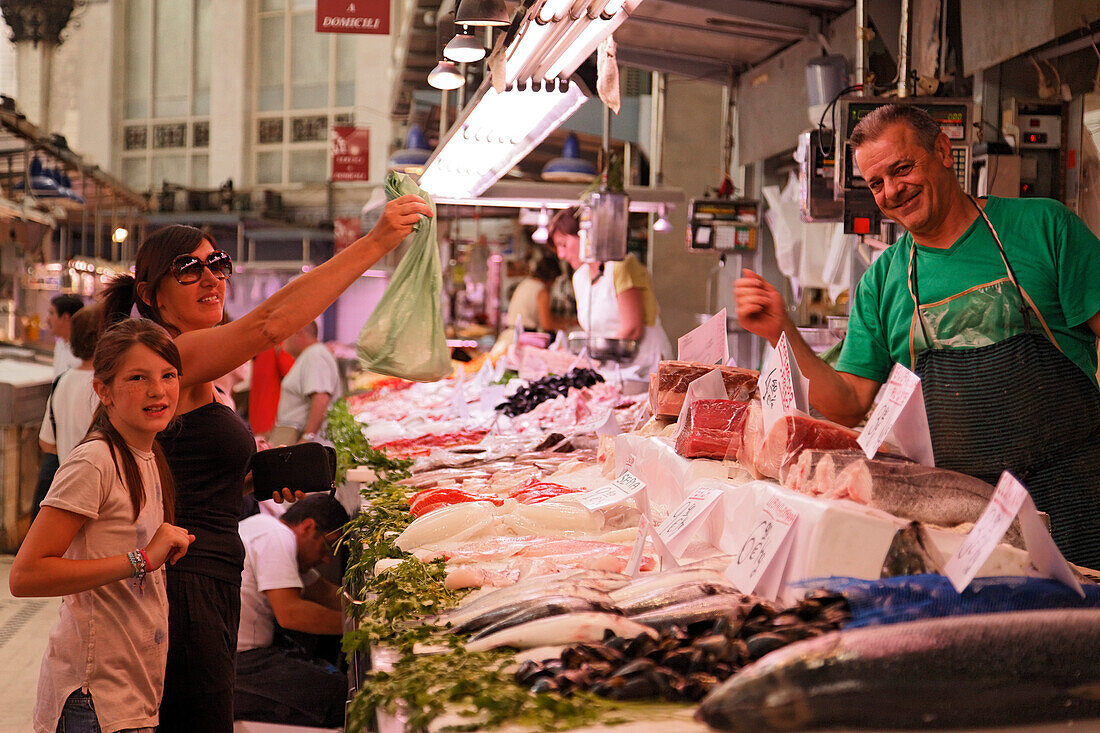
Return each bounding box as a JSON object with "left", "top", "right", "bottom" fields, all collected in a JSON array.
[{"left": 968, "top": 196, "right": 1062, "bottom": 351}]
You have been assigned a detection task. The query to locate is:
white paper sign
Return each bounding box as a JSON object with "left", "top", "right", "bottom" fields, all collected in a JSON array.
[
  {"left": 569, "top": 347, "right": 593, "bottom": 372},
  {"left": 858, "top": 363, "right": 934, "bottom": 465},
  {"left": 677, "top": 308, "right": 729, "bottom": 365},
  {"left": 474, "top": 357, "right": 495, "bottom": 390},
  {"left": 726, "top": 495, "right": 799, "bottom": 594},
  {"left": 758, "top": 332, "right": 808, "bottom": 433},
  {"left": 478, "top": 384, "right": 506, "bottom": 413},
  {"left": 625, "top": 515, "right": 650, "bottom": 577},
  {"left": 595, "top": 409, "right": 621, "bottom": 436},
  {"left": 674, "top": 369, "right": 729, "bottom": 441},
  {"left": 944, "top": 472, "right": 1083, "bottom": 595},
  {"left": 656, "top": 486, "right": 725, "bottom": 557},
  {"left": 550, "top": 330, "right": 568, "bottom": 351},
  {"left": 725, "top": 356, "right": 739, "bottom": 368},
  {"left": 575, "top": 471, "right": 647, "bottom": 511},
  {"left": 451, "top": 371, "right": 470, "bottom": 422}
]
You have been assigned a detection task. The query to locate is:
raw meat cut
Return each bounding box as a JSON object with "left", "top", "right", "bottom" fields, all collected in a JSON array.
[
  {"left": 752, "top": 414, "right": 861, "bottom": 479},
  {"left": 675, "top": 399, "right": 752, "bottom": 460},
  {"left": 649, "top": 361, "right": 759, "bottom": 418}
]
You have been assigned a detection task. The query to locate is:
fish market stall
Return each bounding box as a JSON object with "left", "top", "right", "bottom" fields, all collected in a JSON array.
[{"left": 332, "top": 354, "right": 1100, "bottom": 732}]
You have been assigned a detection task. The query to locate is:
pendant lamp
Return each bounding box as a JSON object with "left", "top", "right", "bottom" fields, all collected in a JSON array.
[
  {"left": 388, "top": 125, "right": 434, "bottom": 175},
  {"left": 541, "top": 132, "right": 596, "bottom": 182},
  {"left": 428, "top": 60, "right": 465, "bottom": 90},
  {"left": 444, "top": 26, "right": 487, "bottom": 63},
  {"left": 454, "top": 0, "right": 510, "bottom": 27}
]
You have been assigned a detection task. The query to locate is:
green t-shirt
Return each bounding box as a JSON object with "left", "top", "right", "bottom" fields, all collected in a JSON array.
[{"left": 836, "top": 196, "right": 1100, "bottom": 387}]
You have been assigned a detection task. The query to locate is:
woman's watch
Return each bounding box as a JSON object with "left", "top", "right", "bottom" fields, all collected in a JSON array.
[{"left": 301, "top": 431, "right": 317, "bottom": 442}]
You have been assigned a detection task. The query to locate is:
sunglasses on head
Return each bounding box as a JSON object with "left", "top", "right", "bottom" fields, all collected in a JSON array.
[{"left": 170, "top": 250, "right": 233, "bottom": 285}]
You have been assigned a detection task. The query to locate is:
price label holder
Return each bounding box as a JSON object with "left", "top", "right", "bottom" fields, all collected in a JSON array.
[
  {"left": 625, "top": 515, "right": 651, "bottom": 577},
  {"left": 677, "top": 308, "right": 729, "bottom": 365},
  {"left": 758, "top": 332, "right": 808, "bottom": 433},
  {"left": 451, "top": 370, "right": 470, "bottom": 423},
  {"left": 944, "top": 472, "right": 1083, "bottom": 595},
  {"left": 857, "top": 363, "right": 934, "bottom": 465},
  {"left": 575, "top": 471, "right": 646, "bottom": 511},
  {"left": 673, "top": 369, "right": 729, "bottom": 441},
  {"left": 655, "top": 486, "right": 725, "bottom": 559},
  {"left": 725, "top": 495, "right": 799, "bottom": 596}
]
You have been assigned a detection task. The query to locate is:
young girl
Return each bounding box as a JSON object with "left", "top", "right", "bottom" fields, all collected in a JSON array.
[{"left": 10, "top": 319, "right": 195, "bottom": 733}]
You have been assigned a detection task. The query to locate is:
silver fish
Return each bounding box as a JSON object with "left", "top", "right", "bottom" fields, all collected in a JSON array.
[
  {"left": 610, "top": 568, "right": 735, "bottom": 604},
  {"left": 617, "top": 579, "right": 741, "bottom": 616},
  {"left": 437, "top": 584, "right": 612, "bottom": 630},
  {"left": 697, "top": 609, "right": 1100, "bottom": 731},
  {"left": 469, "top": 596, "right": 620, "bottom": 640},
  {"left": 629, "top": 594, "right": 747, "bottom": 629},
  {"left": 465, "top": 612, "right": 658, "bottom": 652}
]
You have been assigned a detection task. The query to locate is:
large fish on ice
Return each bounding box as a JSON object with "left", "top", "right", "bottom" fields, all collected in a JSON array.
[
  {"left": 696, "top": 609, "right": 1100, "bottom": 731},
  {"left": 464, "top": 612, "right": 657, "bottom": 652}
]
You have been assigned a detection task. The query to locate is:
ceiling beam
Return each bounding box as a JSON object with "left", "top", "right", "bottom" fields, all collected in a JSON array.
[
  {"left": 648, "top": 0, "right": 813, "bottom": 34},
  {"left": 617, "top": 46, "right": 737, "bottom": 82}
]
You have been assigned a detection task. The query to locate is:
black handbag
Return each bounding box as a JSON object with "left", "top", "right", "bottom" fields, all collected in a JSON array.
[{"left": 251, "top": 442, "right": 338, "bottom": 496}]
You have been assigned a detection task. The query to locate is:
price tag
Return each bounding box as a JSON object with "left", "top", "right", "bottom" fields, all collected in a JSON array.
[
  {"left": 550, "top": 329, "right": 569, "bottom": 351},
  {"left": 758, "top": 333, "right": 807, "bottom": 433},
  {"left": 944, "top": 472, "right": 1083, "bottom": 595},
  {"left": 474, "top": 357, "right": 495, "bottom": 390},
  {"left": 677, "top": 308, "right": 729, "bottom": 365},
  {"left": 858, "top": 363, "right": 930, "bottom": 462},
  {"left": 725, "top": 356, "right": 739, "bottom": 368},
  {"left": 569, "top": 346, "right": 593, "bottom": 372},
  {"left": 625, "top": 515, "right": 651, "bottom": 577},
  {"left": 478, "top": 385, "right": 506, "bottom": 414},
  {"left": 595, "top": 409, "right": 621, "bottom": 436},
  {"left": 451, "top": 371, "right": 470, "bottom": 422},
  {"left": 575, "top": 471, "right": 647, "bottom": 511},
  {"left": 726, "top": 496, "right": 798, "bottom": 595},
  {"left": 655, "top": 486, "right": 725, "bottom": 557}
]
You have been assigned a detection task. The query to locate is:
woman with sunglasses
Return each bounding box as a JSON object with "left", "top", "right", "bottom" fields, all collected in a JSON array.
[{"left": 99, "top": 194, "right": 431, "bottom": 732}]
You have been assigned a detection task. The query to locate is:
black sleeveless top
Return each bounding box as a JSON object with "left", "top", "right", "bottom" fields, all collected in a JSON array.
[{"left": 158, "top": 401, "right": 256, "bottom": 583}]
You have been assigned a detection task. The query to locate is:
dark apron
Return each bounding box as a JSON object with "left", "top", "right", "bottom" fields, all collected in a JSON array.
[{"left": 908, "top": 198, "right": 1100, "bottom": 570}]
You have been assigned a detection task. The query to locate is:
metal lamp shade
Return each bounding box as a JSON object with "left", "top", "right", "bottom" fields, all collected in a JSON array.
[{"left": 454, "top": 0, "right": 510, "bottom": 27}]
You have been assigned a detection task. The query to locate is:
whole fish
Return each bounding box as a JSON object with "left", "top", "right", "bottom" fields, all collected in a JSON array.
[
  {"left": 437, "top": 584, "right": 613, "bottom": 630},
  {"left": 617, "top": 578, "right": 741, "bottom": 616},
  {"left": 464, "top": 612, "right": 658, "bottom": 652},
  {"left": 629, "top": 594, "right": 748, "bottom": 629},
  {"left": 610, "top": 568, "right": 734, "bottom": 604},
  {"left": 832, "top": 458, "right": 1025, "bottom": 547},
  {"left": 447, "top": 593, "right": 616, "bottom": 636},
  {"left": 697, "top": 609, "right": 1100, "bottom": 731},
  {"left": 469, "top": 596, "right": 620, "bottom": 640}
]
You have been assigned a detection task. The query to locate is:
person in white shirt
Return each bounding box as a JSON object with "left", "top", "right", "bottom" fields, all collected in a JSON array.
[
  {"left": 46, "top": 294, "right": 84, "bottom": 378},
  {"left": 235, "top": 494, "right": 348, "bottom": 728},
  {"left": 34, "top": 306, "right": 101, "bottom": 519},
  {"left": 268, "top": 322, "right": 343, "bottom": 446}
]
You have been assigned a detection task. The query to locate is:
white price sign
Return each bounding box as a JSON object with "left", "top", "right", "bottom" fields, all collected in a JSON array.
[
  {"left": 944, "top": 472, "right": 1083, "bottom": 595},
  {"left": 726, "top": 496, "right": 798, "bottom": 595},
  {"left": 575, "top": 471, "right": 647, "bottom": 511},
  {"left": 655, "top": 486, "right": 724, "bottom": 557},
  {"left": 625, "top": 515, "right": 651, "bottom": 577},
  {"left": 759, "top": 333, "right": 807, "bottom": 433},
  {"left": 677, "top": 308, "right": 729, "bottom": 365},
  {"left": 858, "top": 363, "right": 922, "bottom": 459}
]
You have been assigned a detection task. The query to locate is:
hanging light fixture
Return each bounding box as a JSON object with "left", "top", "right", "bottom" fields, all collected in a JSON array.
[
  {"left": 13, "top": 155, "right": 62, "bottom": 197},
  {"left": 428, "top": 59, "right": 465, "bottom": 90},
  {"left": 444, "top": 25, "right": 486, "bottom": 63},
  {"left": 542, "top": 132, "right": 596, "bottom": 182},
  {"left": 387, "top": 125, "right": 435, "bottom": 175},
  {"left": 652, "top": 203, "right": 671, "bottom": 232},
  {"left": 454, "top": 0, "right": 510, "bottom": 27},
  {"left": 531, "top": 206, "right": 550, "bottom": 243}
]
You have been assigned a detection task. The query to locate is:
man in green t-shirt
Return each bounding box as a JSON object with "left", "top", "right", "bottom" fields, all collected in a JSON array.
[{"left": 734, "top": 104, "right": 1100, "bottom": 569}]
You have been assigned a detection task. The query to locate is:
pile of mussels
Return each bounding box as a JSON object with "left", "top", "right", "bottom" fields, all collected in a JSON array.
[
  {"left": 496, "top": 368, "right": 605, "bottom": 417},
  {"left": 515, "top": 590, "right": 850, "bottom": 702}
]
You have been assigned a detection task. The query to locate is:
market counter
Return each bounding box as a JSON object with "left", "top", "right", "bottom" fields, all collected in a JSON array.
[{"left": 0, "top": 358, "right": 54, "bottom": 552}]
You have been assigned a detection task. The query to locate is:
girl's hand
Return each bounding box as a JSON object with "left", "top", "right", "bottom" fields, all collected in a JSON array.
[
  {"left": 272, "top": 488, "right": 307, "bottom": 504},
  {"left": 144, "top": 523, "right": 196, "bottom": 570}
]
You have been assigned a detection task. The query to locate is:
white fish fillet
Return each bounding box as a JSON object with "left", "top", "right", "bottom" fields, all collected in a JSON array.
[
  {"left": 464, "top": 612, "right": 657, "bottom": 652},
  {"left": 394, "top": 501, "right": 497, "bottom": 551}
]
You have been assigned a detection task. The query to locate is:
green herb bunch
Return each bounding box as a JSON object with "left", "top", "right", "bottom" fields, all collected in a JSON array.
[{"left": 327, "top": 398, "right": 413, "bottom": 485}]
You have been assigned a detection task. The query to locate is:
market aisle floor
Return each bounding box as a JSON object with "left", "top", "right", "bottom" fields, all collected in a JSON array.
[{"left": 0, "top": 554, "right": 59, "bottom": 731}]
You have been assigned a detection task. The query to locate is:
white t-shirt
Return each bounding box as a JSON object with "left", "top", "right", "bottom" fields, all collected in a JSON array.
[
  {"left": 237, "top": 514, "right": 318, "bottom": 652},
  {"left": 52, "top": 339, "right": 81, "bottom": 378},
  {"left": 39, "top": 368, "right": 98, "bottom": 459},
  {"left": 35, "top": 439, "right": 168, "bottom": 733},
  {"left": 274, "top": 342, "right": 343, "bottom": 432}
]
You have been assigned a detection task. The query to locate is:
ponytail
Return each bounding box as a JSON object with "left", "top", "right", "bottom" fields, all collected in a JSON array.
[{"left": 99, "top": 273, "right": 175, "bottom": 335}]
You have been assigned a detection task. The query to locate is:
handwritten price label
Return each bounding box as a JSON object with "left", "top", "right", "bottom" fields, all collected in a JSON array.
[
  {"left": 677, "top": 308, "right": 729, "bottom": 365},
  {"left": 858, "top": 364, "right": 921, "bottom": 459},
  {"left": 943, "top": 472, "right": 1028, "bottom": 592},
  {"left": 726, "top": 496, "right": 798, "bottom": 594},
  {"left": 759, "top": 333, "right": 805, "bottom": 434},
  {"left": 655, "top": 486, "right": 724, "bottom": 556},
  {"left": 575, "top": 471, "right": 647, "bottom": 511}
]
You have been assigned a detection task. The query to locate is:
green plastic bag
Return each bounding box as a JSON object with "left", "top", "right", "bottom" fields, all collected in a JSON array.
[{"left": 356, "top": 172, "right": 451, "bottom": 382}]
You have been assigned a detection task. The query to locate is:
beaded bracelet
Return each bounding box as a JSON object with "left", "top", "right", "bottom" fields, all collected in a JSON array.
[{"left": 127, "top": 548, "right": 147, "bottom": 594}]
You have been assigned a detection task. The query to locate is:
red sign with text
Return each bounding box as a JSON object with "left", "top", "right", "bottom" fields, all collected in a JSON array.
[
  {"left": 331, "top": 126, "right": 370, "bottom": 182},
  {"left": 334, "top": 217, "right": 362, "bottom": 253},
  {"left": 316, "top": 0, "right": 389, "bottom": 34}
]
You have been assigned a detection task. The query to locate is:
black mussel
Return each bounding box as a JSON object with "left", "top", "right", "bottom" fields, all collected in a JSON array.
[
  {"left": 745, "top": 631, "right": 792, "bottom": 659},
  {"left": 531, "top": 677, "right": 560, "bottom": 693},
  {"left": 624, "top": 633, "right": 658, "bottom": 658},
  {"left": 515, "top": 659, "right": 553, "bottom": 685},
  {"left": 660, "top": 647, "right": 695, "bottom": 673},
  {"left": 610, "top": 657, "right": 657, "bottom": 678}
]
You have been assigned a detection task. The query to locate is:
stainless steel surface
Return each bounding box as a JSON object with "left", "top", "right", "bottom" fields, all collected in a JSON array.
[
  {"left": 827, "top": 315, "right": 849, "bottom": 339},
  {"left": 797, "top": 326, "right": 840, "bottom": 353},
  {"left": 567, "top": 332, "right": 638, "bottom": 362}
]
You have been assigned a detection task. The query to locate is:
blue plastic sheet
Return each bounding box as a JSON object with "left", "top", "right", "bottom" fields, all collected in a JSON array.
[{"left": 802, "top": 575, "right": 1100, "bottom": 628}]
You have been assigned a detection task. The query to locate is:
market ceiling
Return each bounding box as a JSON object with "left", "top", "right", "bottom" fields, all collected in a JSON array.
[{"left": 392, "top": 0, "right": 856, "bottom": 119}]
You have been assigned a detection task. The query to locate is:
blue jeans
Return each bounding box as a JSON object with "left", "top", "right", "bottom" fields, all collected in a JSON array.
[{"left": 56, "top": 690, "right": 99, "bottom": 733}]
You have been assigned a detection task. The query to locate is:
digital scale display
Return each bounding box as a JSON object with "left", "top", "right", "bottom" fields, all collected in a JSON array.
[{"left": 687, "top": 199, "right": 760, "bottom": 252}]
